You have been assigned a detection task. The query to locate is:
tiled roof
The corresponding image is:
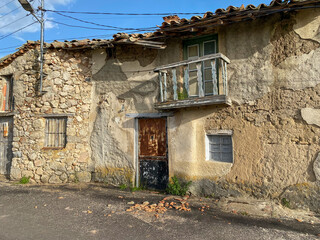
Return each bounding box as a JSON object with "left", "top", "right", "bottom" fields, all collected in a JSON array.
[
  {"left": 159, "top": 0, "right": 319, "bottom": 31},
  {"left": 0, "top": 0, "right": 318, "bottom": 68},
  {"left": 0, "top": 39, "right": 114, "bottom": 68}
]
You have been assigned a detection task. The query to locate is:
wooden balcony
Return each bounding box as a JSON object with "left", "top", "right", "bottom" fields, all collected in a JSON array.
[{"left": 154, "top": 53, "right": 231, "bottom": 110}]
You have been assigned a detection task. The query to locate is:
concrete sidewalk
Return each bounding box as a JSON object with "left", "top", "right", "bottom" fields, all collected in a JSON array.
[{"left": 0, "top": 181, "right": 319, "bottom": 239}]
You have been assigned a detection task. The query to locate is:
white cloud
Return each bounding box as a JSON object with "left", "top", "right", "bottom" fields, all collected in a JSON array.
[{"left": 0, "top": 0, "right": 77, "bottom": 36}]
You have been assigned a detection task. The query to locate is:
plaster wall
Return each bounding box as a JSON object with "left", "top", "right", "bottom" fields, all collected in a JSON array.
[
  {"left": 90, "top": 41, "right": 181, "bottom": 185},
  {"left": 167, "top": 9, "right": 320, "bottom": 208}
]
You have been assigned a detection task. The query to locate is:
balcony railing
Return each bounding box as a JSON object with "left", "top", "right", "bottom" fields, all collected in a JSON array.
[{"left": 154, "top": 53, "right": 231, "bottom": 109}]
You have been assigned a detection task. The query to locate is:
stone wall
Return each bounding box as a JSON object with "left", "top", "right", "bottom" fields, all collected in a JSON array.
[{"left": 0, "top": 48, "right": 93, "bottom": 183}]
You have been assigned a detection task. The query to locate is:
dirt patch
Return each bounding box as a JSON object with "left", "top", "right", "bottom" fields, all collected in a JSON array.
[
  {"left": 271, "top": 17, "right": 320, "bottom": 66},
  {"left": 116, "top": 45, "right": 158, "bottom": 67}
]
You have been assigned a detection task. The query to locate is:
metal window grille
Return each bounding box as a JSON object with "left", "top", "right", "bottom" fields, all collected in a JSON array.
[
  {"left": 207, "top": 135, "right": 233, "bottom": 163},
  {"left": 45, "top": 118, "right": 67, "bottom": 148}
]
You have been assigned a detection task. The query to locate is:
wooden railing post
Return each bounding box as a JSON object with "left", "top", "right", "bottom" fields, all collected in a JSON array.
[
  {"left": 172, "top": 68, "right": 178, "bottom": 101},
  {"left": 224, "top": 61, "right": 228, "bottom": 96},
  {"left": 211, "top": 59, "right": 218, "bottom": 95},
  {"left": 184, "top": 66, "right": 189, "bottom": 97},
  {"left": 159, "top": 72, "right": 163, "bottom": 102},
  {"left": 221, "top": 59, "right": 226, "bottom": 95},
  {"left": 197, "top": 63, "right": 204, "bottom": 97},
  {"left": 163, "top": 71, "right": 167, "bottom": 101}
]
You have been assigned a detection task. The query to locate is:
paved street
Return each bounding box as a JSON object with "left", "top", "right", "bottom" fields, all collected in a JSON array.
[{"left": 0, "top": 182, "right": 319, "bottom": 240}]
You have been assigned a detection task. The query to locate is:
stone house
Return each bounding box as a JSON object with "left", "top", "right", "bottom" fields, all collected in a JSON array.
[{"left": 0, "top": 0, "right": 319, "bottom": 211}]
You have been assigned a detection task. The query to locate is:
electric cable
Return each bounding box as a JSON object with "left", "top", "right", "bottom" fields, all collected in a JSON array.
[
  {"left": 47, "top": 20, "right": 154, "bottom": 32},
  {"left": 52, "top": 11, "right": 157, "bottom": 31},
  {"left": 0, "top": 6, "right": 21, "bottom": 19},
  {"left": 44, "top": 9, "right": 206, "bottom": 16},
  {"left": 0, "top": 14, "right": 30, "bottom": 30},
  {"left": 0, "top": 0, "right": 15, "bottom": 9},
  {"left": 0, "top": 21, "right": 37, "bottom": 41}
]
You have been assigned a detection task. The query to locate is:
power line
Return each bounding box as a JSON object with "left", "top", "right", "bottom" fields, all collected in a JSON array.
[
  {"left": 53, "top": 11, "right": 157, "bottom": 31},
  {"left": 0, "top": 0, "right": 15, "bottom": 9},
  {"left": 0, "top": 21, "right": 37, "bottom": 41},
  {"left": 47, "top": 20, "right": 124, "bottom": 31},
  {"left": 47, "top": 20, "right": 155, "bottom": 32},
  {"left": 0, "top": 14, "right": 30, "bottom": 30},
  {"left": 44, "top": 9, "right": 206, "bottom": 16},
  {"left": 0, "top": 6, "right": 22, "bottom": 19}
]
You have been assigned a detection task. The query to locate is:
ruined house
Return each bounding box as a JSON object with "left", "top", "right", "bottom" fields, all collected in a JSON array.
[{"left": 0, "top": 0, "right": 319, "bottom": 212}]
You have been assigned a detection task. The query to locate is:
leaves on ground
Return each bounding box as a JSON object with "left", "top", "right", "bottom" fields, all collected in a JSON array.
[{"left": 125, "top": 196, "right": 191, "bottom": 218}]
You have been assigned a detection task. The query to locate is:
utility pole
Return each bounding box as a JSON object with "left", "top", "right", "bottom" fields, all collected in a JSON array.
[{"left": 18, "top": 0, "right": 45, "bottom": 95}]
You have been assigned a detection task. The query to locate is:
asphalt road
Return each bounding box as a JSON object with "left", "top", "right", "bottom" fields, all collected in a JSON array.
[{"left": 0, "top": 182, "right": 319, "bottom": 240}]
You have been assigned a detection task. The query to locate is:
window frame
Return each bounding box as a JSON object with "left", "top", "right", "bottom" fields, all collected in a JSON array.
[
  {"left": 44, "top": 117, "right": 67, "bottom": 149},
  {"left": 205, "top": 130, "right": 233, "bottom": 163},
  {"left": 183, "top": 35, "right": 219, "bottom": 97}
]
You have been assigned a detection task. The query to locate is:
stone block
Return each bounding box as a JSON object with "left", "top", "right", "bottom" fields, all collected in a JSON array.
[
  {"left": 78, "top": 152, "right": 89, "bottom": 163},
  {"left": 21, "top": 170, "right": 33, "bottom": 178},
  {"left": 34, "top": 160, "right": 43, "bottom": 167},
  {"left": 10, "top": 168, "right": 22, "bottom": 180},
  {"left": 76, "top": 171, "right": 91, "bottom": 183},
  {"left": 301, "top": 108, "right": 320, "bottom": 127},
  {"left": 314, "top": 153, "right": 320, "bottom": 181},
  {"left": 49, "top": 175, "right": 62, "bottom": 184},
  {"left": 41, "top": 174, "right": 49, "bottom": 183},
  {"left": 28, "top": 153, "right": 37, "bottom": 161}
]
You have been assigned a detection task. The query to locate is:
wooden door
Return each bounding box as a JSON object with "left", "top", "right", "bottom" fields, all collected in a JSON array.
[
  {"left": 138, "top": 118, "right": 168, "bottom": 190},
  {"left": 0, "top": 117, "right": 13, "bottom": 175}
]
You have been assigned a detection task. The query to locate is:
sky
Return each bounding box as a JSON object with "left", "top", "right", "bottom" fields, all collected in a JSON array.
[{"left": 0, "top": 0, "right": 270, "bottom": 57}]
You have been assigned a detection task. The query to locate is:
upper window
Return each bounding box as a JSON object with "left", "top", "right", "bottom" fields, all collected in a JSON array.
[
  {"left": 206, "top": 131, "right": 233, "bottom": 163},
  {"left": 184, "top": 35, "right": 218, "bottom": 97},
  {"left": 0, "top": 75, "right": 13, "bottom": 112},
  {"left": 45, "top": 117, "right": 67, "bottom": 148}
]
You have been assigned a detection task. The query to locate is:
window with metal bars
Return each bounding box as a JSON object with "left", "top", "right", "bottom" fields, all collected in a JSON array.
[
  {"left": 45, "top": 117, "right": 67, "bottom": 148},
  {"left": 206, "top": 134, "right": 233, "bottom": 163}
]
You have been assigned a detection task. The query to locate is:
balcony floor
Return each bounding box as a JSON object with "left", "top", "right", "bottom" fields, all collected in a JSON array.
[{"left": 154, "top": 95, "right": 232, "bottom": 110}]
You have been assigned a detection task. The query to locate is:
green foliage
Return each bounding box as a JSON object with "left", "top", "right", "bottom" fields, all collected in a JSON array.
[
  {"left": 19, "top": 176, "right": 30, "bottom": 184},
  {"left": 178, "top": 87, "right": 188, "bottom": 100},
  {"left": 281, "top": 198, "right": 290, "bottom": 208},
  {"left": 166, "top": 176, "right": 192, "bottom": 196},
  {"left": 130, "top": 186, "right": 144, "bottom": 192},
  {"left": 119, "top": 184, "right": 128, "bottom": 190}
]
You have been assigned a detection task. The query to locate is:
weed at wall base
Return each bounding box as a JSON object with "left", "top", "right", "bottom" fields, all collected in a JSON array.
[
  {"left": 19, "top": 176, "right": 30, "bottom": 184},
  {"left": 166, "top": 176, "right": 192, "bottom": 196}
]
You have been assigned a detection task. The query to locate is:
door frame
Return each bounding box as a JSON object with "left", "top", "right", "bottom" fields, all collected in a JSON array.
[{"left": 132, "top": 113, "right": 172, "bottom": 187}]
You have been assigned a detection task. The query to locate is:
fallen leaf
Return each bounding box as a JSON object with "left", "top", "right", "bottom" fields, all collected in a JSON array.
[
  {"left": 87, "top": 210, "right": 92, "bottom": 214},
  {"left": 58, "top": 197, "right": 64, "bottom": 199},
  {"left": 118, "top": 196, "right": 124, "bottom": 199},
  {"left": 34, "top": 206, "right": 38, "bottom": 209},
  {"left": 296, "top": 219, "right": 303, "bottom": 222}
]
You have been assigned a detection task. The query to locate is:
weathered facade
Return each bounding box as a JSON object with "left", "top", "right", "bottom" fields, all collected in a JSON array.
[{"left": 0, "top": 0, "right": 319, "bottom": 212}]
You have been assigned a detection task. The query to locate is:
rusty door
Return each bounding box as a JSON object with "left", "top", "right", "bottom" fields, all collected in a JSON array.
[
  {"left": 0, "top": 117, "right": 13, "bottom": 175},
  {"left": 138, "top": 118, "right": 168, "bottom": 190}
]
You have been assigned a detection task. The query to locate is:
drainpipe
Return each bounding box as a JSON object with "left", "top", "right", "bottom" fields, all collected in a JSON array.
[{"left": 39, "top": 0, "right": 44, "bottom": 95}]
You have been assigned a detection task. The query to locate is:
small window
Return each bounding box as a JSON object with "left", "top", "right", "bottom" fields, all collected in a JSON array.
[
  {"left": 0, "top": 75, "right": 13, "bottom": 112},
  {"left": 45, "top": 117, "right": 67, "bottom": 148},
  {"left": 206, "top": 134, "right": 233, "bottom": 163}
]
